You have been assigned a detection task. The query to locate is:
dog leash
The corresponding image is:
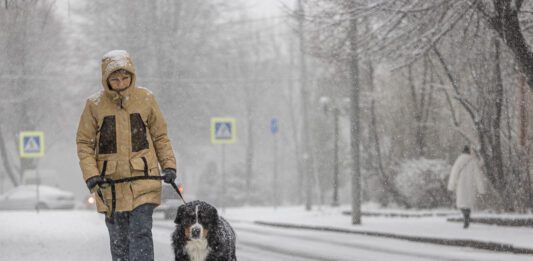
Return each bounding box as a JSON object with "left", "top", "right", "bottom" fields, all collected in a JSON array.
[{"left": 96, "top": 175, "right": 187, "bottom": 220}]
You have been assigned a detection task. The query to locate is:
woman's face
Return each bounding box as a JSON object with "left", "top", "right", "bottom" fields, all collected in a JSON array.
[{"left": 108, "top": 72, "right": 131, "bottom": 91}]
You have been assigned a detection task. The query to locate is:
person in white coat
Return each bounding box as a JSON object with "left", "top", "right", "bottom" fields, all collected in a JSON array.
[{"left": 447, "top": 145, "right": 487, "bottom": 228}]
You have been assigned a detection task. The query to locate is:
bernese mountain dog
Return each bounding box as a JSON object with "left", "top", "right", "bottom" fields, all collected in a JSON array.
[{"left": 172, "top": 200, "right": 236, "bottom": 261}]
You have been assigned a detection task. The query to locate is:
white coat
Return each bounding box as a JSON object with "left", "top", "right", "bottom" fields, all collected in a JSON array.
[{"left": 447, "top": 153, "right": 487, "bottom": 209}]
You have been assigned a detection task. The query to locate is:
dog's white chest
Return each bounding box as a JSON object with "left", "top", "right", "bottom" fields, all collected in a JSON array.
[{"left": 185, "top": 239, "right": 210, "bottom": 261}]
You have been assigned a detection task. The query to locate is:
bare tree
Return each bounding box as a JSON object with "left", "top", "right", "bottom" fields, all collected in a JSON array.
[
  {"left": 302, "top": 0, "right": 533, "bottom": 210},
  {"left": 0, "top": 0, "right": 66, "bottom": 185},
  {"left": 406, "top": 59, "right": 435, "bottom": 157},
  {"left": 367, "top": 60, "right": 411, "bottom": 208},
  {"left": 430, "top": 34, "right": 515, "bottom": 208}
]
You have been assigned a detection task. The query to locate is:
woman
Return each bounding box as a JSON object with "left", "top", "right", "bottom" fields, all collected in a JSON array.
[
  {"left": 448, "top": 145, "right": 487, "bottom": 228},
  {"left": 76, "top": 50, "right": 178, "bottom": 260}
]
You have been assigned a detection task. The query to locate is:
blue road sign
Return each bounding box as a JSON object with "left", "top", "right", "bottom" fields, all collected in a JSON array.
[
  {"left": 211, "top": 118, "right": 236, "bottom": 144},
  {"left": 271, "top": 118, "right": 279, "bottom": 134},
  {"left": 215, "top": 122, "right": 232, "bottom": 139},
  {"left": 19, "top": 131, "right": 45, "bottom": 158}
]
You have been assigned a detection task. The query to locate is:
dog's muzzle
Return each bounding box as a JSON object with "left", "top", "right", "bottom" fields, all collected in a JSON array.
[{"left": 191, "top": 225, "right": 202, "bottom": 239}]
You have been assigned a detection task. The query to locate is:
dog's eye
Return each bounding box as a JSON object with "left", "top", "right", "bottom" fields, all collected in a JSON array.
[{"left": 199, "top": 215, "right": 211, "bottom": 224}]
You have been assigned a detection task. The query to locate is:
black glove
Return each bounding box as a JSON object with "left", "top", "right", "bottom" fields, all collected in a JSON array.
[
  {"left": 86, "top": 176, "right": 105, "bottom": 190},
  {"left": 162, "top": 168, "right": 177, "bottom": 184}
]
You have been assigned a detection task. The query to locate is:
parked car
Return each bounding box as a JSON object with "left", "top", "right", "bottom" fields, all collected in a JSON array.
[{"left": 0, "top": 185, "right": 75, "bottom": 210}]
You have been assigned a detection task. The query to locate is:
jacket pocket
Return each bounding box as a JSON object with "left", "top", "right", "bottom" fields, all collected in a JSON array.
[
  {"left": 130, "top": 153, "right": 161, "bottom": 198},
  {"left": 98, "top": 115, "right": 117, "bottom": 154},
  {"left": 130, "top": 113, "right": 149, "bottom": 152}
]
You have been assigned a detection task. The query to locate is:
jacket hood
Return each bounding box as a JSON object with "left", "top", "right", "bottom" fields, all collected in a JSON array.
[{"left": 101, "top": 50, "right": 137, "bottom": 96}]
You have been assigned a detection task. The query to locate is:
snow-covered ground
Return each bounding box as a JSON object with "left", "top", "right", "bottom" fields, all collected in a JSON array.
[
  {"left": 1, "top": 206, "right": 532, "bottom": 260},
  {"left": 0, "top": 210, "right": 175, "bottom": 260},
  {"left": 228, "top": 221, "right": 533, "bottom": 261},
  {"left": 224, "top": 205, "right": 533, "bottom": 250}
]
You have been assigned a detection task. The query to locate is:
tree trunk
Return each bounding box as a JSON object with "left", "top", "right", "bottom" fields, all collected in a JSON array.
[
  {"left": 518, "top": 73, "right": 528, "bottom": 146},
  {"left": 0, "top": 128, "right": 18, "bottom": 186},
  {"left": 407, "top": 65, "right": 423, "bottom": 157},
  {"left": 486, "top": 0, "right": 533, "bottom": 91},
  {"left": 245, "top": 95, "right": 254, "bottom": 203},
  {"left": 287, "top": 36, "right": 304, "bottom": 204},
  {"left": 348, "top": 5, "right": 362, "bottom": 224},
  {"left": 490, "top": 37, "right": 505, "bottom": 197},
  {"left": 407, "top": 62, "right": 432, "bottom": 157},
  {"left": 476, "top": 37, "right": 507, "bottom": 208}
]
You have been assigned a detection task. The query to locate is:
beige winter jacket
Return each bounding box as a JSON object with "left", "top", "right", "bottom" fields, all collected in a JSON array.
[{"left": 76, "top": 50, "right": 176, "bottom": 213}]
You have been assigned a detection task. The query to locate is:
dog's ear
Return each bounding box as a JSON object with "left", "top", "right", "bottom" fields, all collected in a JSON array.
[
  {"left": 174, "top": 204, "right": 185, "bottom": 224},
  {"left": 210, "top": 205, "right": 219, "bottom": 220},
  {"left": 207, "top": 203, "right": 219, "bottom": 226}
]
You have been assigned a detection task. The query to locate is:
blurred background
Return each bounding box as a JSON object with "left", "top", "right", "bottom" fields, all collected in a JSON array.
[{"left": 0, "top": 0, "right": 532, "bottom": 214}]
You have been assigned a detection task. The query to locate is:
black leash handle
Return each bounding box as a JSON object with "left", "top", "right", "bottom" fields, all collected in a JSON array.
[{"left": 97, "top": 175, "right": 186, "bottom": 220}]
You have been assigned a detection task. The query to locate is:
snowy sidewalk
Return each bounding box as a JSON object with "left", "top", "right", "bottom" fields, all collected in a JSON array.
[
  {"left": 223, "top": 205, "right": 533, "bottom": 254},
  {"left": 0, "top": 210, "right": 174, "bottom": 261}
]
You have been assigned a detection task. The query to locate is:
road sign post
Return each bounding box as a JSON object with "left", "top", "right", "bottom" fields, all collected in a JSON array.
[
  {"left": 271, "top": 118, "right": 279, "bottom": 208},
  {"left": 19, "top": 131, "right": 45, "bottom": 213},
  {"left": 211, "top": 118, "right": 236, "bottom": 212}
]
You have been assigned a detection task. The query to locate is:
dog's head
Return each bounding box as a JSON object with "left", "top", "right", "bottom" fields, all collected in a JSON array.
[{"left": 174, "top": 200, "right": 218, "bottom": 241}]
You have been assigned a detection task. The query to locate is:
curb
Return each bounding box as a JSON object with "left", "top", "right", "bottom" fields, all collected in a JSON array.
[
  {"left": 254, "top": 221, "right": 533, "bottom": 255},
  {"left": 447, "top": 217, "right": 533, "bottom": 227},
  {"left": 342, "top": 211, "right": 456, "bottom": 218}
]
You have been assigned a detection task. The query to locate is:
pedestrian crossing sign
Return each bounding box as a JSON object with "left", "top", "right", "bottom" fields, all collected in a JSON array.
[
  {"left": 19, "top": 131, "right": 45, "bottom": 158},
  {"left": 211, "top": 118, "right": 236, "bottom": 144}
]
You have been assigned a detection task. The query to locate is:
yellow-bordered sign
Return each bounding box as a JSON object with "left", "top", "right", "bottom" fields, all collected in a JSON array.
[
  {"left": 211, "top": 117, "right": 236, "bottom": 144},
  {"left": 19, "top": 131, "right": 45, "bottom": 158}
]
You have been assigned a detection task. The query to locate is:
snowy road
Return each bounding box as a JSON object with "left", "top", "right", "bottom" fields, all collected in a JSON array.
[
  {"left": 1, "top": 211, "right": 531, "bottom": 260},
  {"left": 153, "top": 219, "right": 533, "bottom": 261}
]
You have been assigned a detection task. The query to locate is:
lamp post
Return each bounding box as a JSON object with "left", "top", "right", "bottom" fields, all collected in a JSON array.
[
  {"left": 319, "top": 96, "right": 348, "bottom": 207},
  {"left": 297, "top": 0, "right": 313, "bottom": 211}
]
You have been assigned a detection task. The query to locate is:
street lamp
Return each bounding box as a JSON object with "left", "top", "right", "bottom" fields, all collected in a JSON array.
[{"left": 319, "top": 96, "right": 348, "bottom": 207}]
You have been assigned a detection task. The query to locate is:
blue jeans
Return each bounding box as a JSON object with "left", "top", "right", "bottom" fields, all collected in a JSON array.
[{"left": 105, "top": 203, "right": 156, "bottom": 261}]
